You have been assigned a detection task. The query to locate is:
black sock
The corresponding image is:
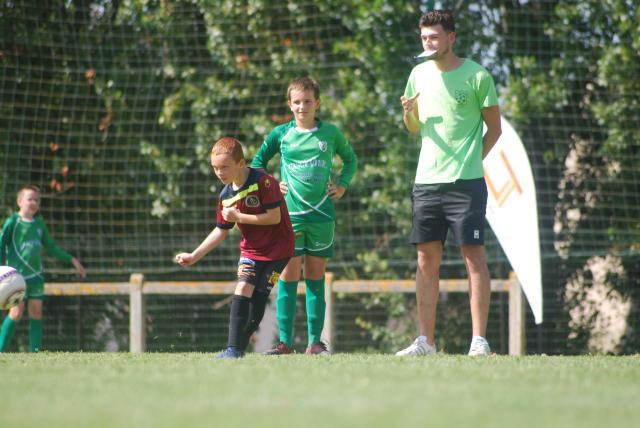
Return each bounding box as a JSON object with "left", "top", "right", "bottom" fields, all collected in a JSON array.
[
  {"left": 241, "top": 291, "right": 270, "bottom": 350},
  {"left": 227, "top": 295, "right": 251, "bottom": 350}
]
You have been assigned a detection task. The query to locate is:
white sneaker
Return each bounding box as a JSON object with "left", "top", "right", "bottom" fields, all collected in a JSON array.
[
  {"left": 468, "top": 336, "right": 491, "bottom": 356},
  {"left": 395, "top": 336, "right": 436, "bottom": 356}
]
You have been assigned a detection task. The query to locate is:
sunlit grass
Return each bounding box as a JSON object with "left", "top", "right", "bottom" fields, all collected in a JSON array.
[{"left": 0, "top": 353, "right": 638, "bottom": 428}]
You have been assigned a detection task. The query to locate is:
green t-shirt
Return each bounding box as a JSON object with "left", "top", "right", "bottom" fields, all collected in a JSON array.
[
  {"left": 251, "top": 119, "right": 358, "bottom": 222},
  {"left": 0, "top": 213, "right": 72, "bottom": 285},
  {"left": 404, "top": 59, "right": 498, "bottom": 184}
]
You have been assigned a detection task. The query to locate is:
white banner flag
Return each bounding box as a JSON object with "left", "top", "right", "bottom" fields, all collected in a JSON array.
[{"left": 483, "top": 117, "right": 543, "bottom": 324}]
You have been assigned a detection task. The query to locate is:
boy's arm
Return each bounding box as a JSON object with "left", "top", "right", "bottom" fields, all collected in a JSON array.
[
  {"left": 481, "top": 105, "right": 502, "bottom": 159},
  {"left": 221, "top": 206, "right": 281, "bottom": 225},
  {"left": 0, "top": 216, "right": 16, "bottom": 264},
  {"left": 175, "top": 227, "right": 230, "bottom": 267},
  {"left": 402, "top": 70, "right": 421, "bottom": 134},
  {"left": 401, "top": 95, "right": 421, "bottom": 134},
  {"left": 334, "top": 130, "right": 358, "bottom": 190},
  {"left": 476, "top": 70, "right": 501, "bottom": 159},
  {"left": 251, "top": 130, "right": 281, "bottom": 169},
  {"left": 41, "top": 219, "right": 86, "bottom": 277},
  {"left": 40, "top": 220, "right": 73, "bottom": 263}
]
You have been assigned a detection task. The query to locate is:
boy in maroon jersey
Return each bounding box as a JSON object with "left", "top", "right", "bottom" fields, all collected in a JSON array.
[{"left": 175, "top": 137, "right": 294, "bottom": 358}]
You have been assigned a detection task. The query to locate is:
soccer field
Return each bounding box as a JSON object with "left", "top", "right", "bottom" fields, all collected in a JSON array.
[{"left": 0, "top": 353, "right": 638, "bottom": 428}]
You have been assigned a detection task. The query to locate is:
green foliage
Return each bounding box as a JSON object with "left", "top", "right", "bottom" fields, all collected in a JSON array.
[
  {"left": 503, "top": 57, "right": 569, "bottom": 123},
  {"left": 139, "top": 141, "right": 191, "bottom": 219},
  {"left": 502, "top": 0, "right": 640, "bottom": 353}
]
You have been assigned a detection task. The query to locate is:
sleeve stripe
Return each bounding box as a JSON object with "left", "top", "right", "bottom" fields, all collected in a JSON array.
[{"left": 263, "top": 201, "right": 281, "bottom": 209}]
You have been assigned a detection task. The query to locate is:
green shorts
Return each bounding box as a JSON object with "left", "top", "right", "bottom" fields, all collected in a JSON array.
[
  {"left": 291, "top": 219, "right": 335, "bottom": 258},
  {"left": 25, "top": 278, "right": 45, "bottom": 300}
]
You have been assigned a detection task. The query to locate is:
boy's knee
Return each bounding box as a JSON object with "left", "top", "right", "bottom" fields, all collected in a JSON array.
[
  {"left": 417, "top": 256, "right": 440, "bottom": 275},
  {"left": 234, "top": 281, "right": 255, "bottom": 297},
  {"left": 28, "top": 301, "right": 43, "bottom": 319}
]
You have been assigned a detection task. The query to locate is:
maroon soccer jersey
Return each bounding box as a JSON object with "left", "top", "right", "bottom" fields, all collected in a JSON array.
[{"left": 216, "top": 168, "right": 294, "bottom": 261}]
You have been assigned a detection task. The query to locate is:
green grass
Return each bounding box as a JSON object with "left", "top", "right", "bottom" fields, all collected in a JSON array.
[{"left": 0, "top": 353, "right": 638, "bottom": 428}]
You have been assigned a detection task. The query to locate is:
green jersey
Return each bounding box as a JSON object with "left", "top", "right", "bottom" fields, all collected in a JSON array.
[
  {"left": 0, "top": 213, "right": 72, "bottom": 285},
  {"left": 252, "top": 119, "right": 358, "bottom": 222},
  {"left": 405, "top": 59, "right": 498, "bottom": 184}
]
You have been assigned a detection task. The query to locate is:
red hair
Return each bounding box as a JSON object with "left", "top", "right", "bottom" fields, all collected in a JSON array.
[{"left": 211, "top": 137, "right": 244, "bottom": 162}]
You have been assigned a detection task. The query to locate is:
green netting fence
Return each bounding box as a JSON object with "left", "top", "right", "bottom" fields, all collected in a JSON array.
[{"left": 1, "top": 1, "right": 638, "bottom": 354}]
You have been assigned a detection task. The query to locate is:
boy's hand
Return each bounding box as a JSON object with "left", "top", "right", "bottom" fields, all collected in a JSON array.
[
  {"left": 327, "top": 181, "right": 346, "bottom": 200},
  {"left": 71, "top": 257, "right": 86, "bottom": 278},
  {"left": 175, "top": 252, "right": 196, "bottom": 266},
  {"left": 279, "top": 181, "right": 288, "bottom": 195},
  {"left": 400, "top": 92, "right": 420, "bottom": 113},
  {"left": 222, "top": 207, "right": 240, "bottom": 222}
]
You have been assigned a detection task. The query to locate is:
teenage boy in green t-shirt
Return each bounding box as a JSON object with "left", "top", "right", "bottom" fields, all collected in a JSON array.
[
  {"left": 397, "top": 10, "right": 502, "bottom": 357},
  {"left": 0, "top": 185, "right": 86, "bottom": 352},
  {"left": 252, "top": 77, "right": 358, "bottom": 355}
]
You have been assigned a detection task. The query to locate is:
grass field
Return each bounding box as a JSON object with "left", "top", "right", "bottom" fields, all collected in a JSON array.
[{"left": 0, "top": 353, "right": 638, "bottom": 428}]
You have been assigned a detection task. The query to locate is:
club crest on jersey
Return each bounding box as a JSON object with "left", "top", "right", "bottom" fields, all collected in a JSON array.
[
  {"left": 318, "top": 140, "right": 328, "bottom": 152},
  {"left": 245, "top": 195, "right": 260, "bottom": 208},
  {"left": 264, "top": 178, "right": 271, "bottom": 188},
  {"left": 454, "top": 89, "right": 468, "bottom": 105}
]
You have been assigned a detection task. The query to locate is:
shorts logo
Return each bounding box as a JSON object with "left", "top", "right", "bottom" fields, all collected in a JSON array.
[
  {"left": 268, "top": 271, "right": 280, "bottom": 286},
  {"left": 245, "top": 195, "right": 260, "bottom": 208},
  {"left": 454, "top": 89, "right": 468, "bottom": 105},
  {"left": 318, "top": 140, "right": 328, "bottom": 152},
  {"left": 474, "top": 230, "right": 480, "bottom": 240}
]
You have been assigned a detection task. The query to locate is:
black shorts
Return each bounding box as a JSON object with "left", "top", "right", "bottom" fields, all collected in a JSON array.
[
  {"left": 410, "top": 178, "right": 488, "bottom": 246},
  {"left": 236, "top": 257, "right": 291, "bottom": 294}
]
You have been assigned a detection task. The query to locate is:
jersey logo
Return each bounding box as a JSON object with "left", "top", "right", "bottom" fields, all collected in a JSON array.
[
  {"left": 318, "top": 140, "right": 328, "bottom": 152},
  {"left": 264, "top": 178, "right": 271, "bottom": 188},
  {"left": 454, "top": 90, "right": 468, "bottom": 105},
  {"left": 245, "top": 195, "right": 260, "bottom": 208},
  {"left": 222, "top": 183, "right": 259, "bottom": 207}
]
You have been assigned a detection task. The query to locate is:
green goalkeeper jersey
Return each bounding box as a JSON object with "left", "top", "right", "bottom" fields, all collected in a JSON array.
[
  {"left": 0, "top": 213, "right": 72, "bottom": 285},
  {"left": 252, "top": 119, "right": 358, "bottom": 222}
]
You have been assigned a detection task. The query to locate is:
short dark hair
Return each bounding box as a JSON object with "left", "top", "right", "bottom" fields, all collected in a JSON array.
[
  {"left": 419, "top": 9, "right": 455, "bottom": 33},
  {"left": 287, "top": 76, "right": 320, "bottom": 101},
  {"left": 211, "top": 137, "right": 244, "bottom": 162}
]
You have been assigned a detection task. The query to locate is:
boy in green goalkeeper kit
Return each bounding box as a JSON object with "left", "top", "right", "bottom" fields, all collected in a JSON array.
[
  {"left": 0, "top": 185, "right": 86, "bottom": 352},
  {"left": 252, "top": 77, "right": 357, "bottom": 354}
]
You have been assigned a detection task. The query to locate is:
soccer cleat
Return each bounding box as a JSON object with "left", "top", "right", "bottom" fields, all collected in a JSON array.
[
  {"left": 468, "top": 336, "right": 491, "bottom": 356},
  {"left": 216, "top": 346, "right": 245, "bottom": 359},
  {"left": 395, "top": 336, "right": 436, "bottom": 356},
  {"left": 305, "top": 342, "right": 330, "bottom": 355},
  {"left": 263, "top": 342, "right": 294, "bottom": 355}
]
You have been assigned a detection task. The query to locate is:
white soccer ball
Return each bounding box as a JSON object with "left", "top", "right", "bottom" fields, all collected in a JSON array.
[{"left": 0, "top": 266, "right": 26, "bottom": 310}]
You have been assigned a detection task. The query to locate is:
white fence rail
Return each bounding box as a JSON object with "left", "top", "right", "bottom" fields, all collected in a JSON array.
[{"left": 45, "top": 274, "right": 526, "bottom": 355}]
